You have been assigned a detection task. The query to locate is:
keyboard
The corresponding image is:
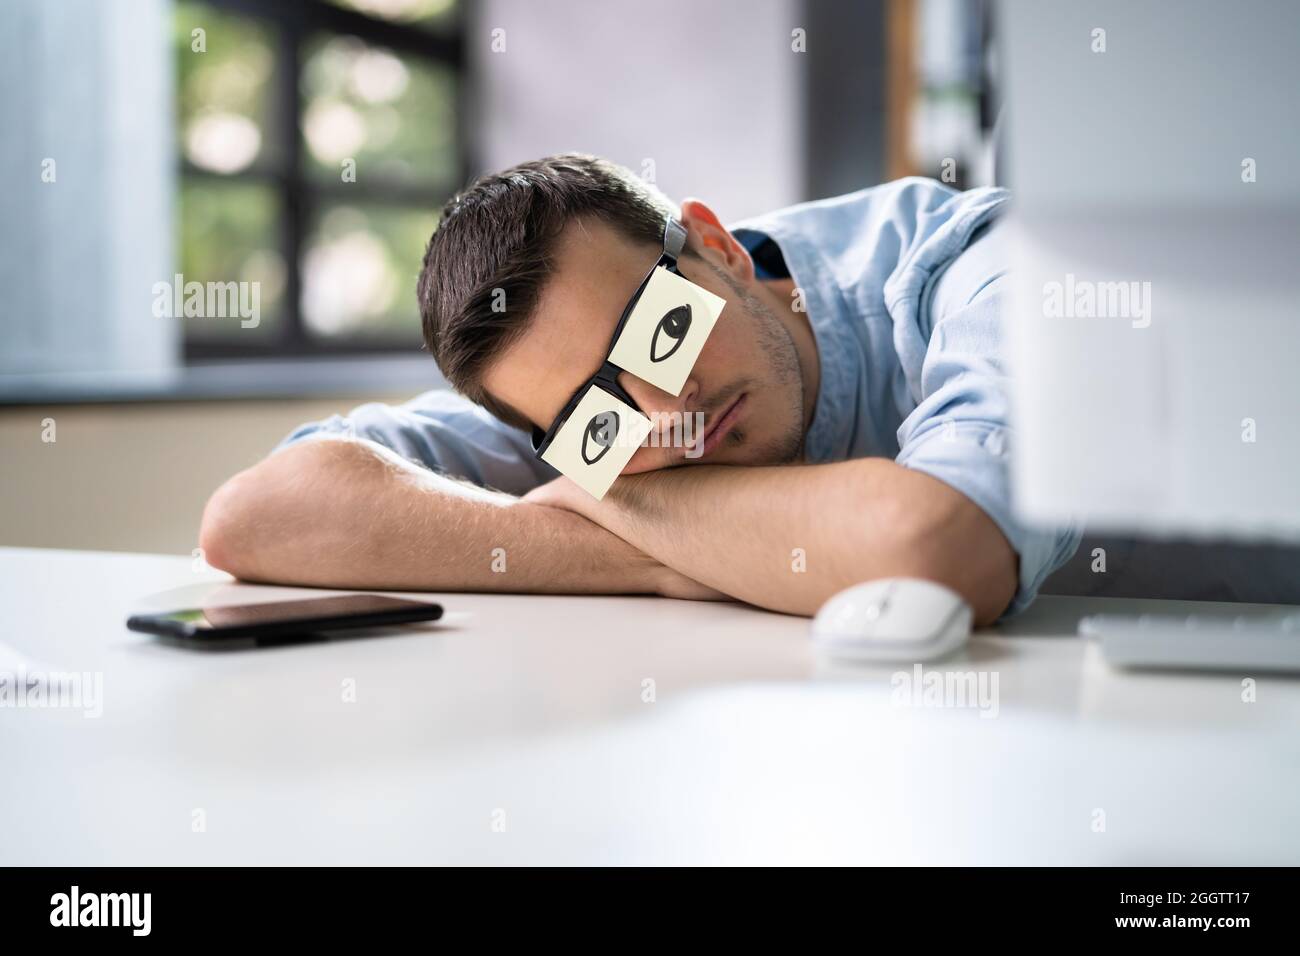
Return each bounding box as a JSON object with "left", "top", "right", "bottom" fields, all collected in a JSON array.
[{"left": 1080, "top": 613, "right": 1300, "bottom": 673}]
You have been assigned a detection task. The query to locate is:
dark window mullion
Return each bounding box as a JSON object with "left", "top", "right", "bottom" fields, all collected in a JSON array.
[
  {"left": 181, "top": 162, "right": 289, "bottom": 186},
  {"left": 279, "top": 13, "right": 306, "bottom": 349},
  {"left": 453, "top": 0, "right": 472, "bottom": 186},
  {"left": 209, "top": 0, "right": 462, "bottom": 65}
]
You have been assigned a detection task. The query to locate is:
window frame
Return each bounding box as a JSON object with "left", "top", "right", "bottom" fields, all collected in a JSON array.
[{"left": 179, "top": 0, "right": 469, "bottom": 360}]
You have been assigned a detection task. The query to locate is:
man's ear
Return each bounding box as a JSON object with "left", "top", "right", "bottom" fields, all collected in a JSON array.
[{"left": 679, "top": 198, "right": 755, "bottom": 283}]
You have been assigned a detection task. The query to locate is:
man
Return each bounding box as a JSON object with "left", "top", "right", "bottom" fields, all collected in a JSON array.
[{"left": 199, "top": 154, "right": 1080, "bottom": 624}]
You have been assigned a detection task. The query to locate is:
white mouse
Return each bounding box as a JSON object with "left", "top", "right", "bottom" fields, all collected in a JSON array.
[{"left": 811, "top": 577, "right": 972, "bottom": 662}]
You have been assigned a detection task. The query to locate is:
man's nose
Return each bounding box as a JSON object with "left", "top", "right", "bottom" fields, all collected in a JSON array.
[{"left": 619, "top": 372, "right": 699, "bottom": 434}]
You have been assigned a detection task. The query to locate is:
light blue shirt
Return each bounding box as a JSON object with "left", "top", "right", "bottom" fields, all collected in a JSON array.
[{"left": 279, "top": 178, "right": 1082, "bottom": 616}]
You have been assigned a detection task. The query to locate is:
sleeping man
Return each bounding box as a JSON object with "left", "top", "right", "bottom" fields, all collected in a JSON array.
[{"left": 199, "top": 153, "right": 1080, "bottom": 624}]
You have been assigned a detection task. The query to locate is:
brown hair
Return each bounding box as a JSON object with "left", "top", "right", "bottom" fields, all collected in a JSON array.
[{"left": 417, "top": 153, "right": 679, "bottom": 432}]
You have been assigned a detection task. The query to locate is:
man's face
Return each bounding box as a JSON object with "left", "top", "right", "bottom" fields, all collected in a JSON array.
[{"left": 482, "top": 216, "right": 806, "bottom": 475}]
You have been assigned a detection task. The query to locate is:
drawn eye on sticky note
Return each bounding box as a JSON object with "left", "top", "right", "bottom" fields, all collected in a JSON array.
[
  {"left": 607, "top": 266, "right": 727, "bottom": 397},
  {"left": 540, "top": 386, "right": 654, "bottom": 499}
]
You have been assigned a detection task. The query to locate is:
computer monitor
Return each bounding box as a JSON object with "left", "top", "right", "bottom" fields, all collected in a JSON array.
[{"left": 997, "top": 0, "right": 1300, "bottom": 542}]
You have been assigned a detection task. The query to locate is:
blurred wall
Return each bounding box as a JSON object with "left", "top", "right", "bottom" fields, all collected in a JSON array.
[
  {"left": 0, "top": 0, "right": 176, "bottom": 391},
  {"left": 0, "top": 396, "right": 412, "bottom": 555},
  {"left": 471, "top": 0, "right": 807, "bottom": 222}
]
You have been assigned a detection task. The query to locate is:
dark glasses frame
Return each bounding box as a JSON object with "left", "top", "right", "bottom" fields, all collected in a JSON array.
[{"left": 530, "top": 217, "right": 689, "bottom": 458}]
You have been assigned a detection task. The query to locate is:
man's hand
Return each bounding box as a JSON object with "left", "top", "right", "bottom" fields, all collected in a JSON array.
[
  {"left": 523, "top": 461, "right": 1018, "bottom": 624},
  {"left": 521, "top": 476, "right": 727, "bottom": 602}
]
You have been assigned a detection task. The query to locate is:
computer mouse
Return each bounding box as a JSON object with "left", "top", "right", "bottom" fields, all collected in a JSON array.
[{"left": 811, "top": 577, "right": 973, "bottom": 662}]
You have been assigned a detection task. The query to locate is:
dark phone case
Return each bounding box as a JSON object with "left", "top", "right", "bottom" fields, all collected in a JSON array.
[{"left": 126, "top": 597, "right": 444, "bottom": 650}]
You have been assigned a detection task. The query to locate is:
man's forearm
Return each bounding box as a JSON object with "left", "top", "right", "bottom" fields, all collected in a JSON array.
[
  {"left": 553, "top": 459, "right": 1017, "bottom": 623},
  {"left": 199, "top": 438, "right": 668, "bottom": 594}
]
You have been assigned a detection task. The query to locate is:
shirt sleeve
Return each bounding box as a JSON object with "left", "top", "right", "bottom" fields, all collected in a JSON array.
[
  {"left": 274, "top": 388, "right": 558, "bottom": 497},
  {"left": 893, "top": 275, "right": 1082, "bottom": 617}
]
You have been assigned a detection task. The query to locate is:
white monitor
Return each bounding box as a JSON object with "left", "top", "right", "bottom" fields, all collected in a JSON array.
[{"left": 998, "top": 0, "right": 1300, "bottom": 542}]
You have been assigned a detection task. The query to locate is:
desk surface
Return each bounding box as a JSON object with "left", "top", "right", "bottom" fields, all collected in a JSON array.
[{"left": 2, "top": 546, "right": 1297, "bottom": 865}]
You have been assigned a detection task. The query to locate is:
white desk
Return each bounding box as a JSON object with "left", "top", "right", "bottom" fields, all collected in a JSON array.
[{"left": 2, "top": 546, "right": 1297, "bottom": 865}]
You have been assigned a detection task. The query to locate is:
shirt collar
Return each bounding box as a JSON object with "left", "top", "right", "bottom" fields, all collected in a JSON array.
[{"left": 732, "top": 218, "right": 861, "bottom": 463}]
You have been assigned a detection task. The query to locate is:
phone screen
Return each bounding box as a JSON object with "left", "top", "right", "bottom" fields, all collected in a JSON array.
[{"left": 147, "top": 595, "right": 439, "bottom": 630}]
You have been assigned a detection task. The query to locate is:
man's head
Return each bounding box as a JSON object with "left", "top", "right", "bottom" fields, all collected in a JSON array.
[{"left": 418, "top": 153, "right": 812, "bottom": 474}]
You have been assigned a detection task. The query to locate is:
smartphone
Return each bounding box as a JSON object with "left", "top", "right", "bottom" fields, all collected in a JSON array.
[{"left": 126, "top": 594, "right": 444, "bottom": 649}]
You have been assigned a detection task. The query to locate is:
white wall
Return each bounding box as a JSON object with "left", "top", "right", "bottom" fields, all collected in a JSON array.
[
  {"left": 471, "top": 0, "right": 806, "bottom": 223},
  {"left": 0, "top": 394, "right": 415, "bottom": 555}
]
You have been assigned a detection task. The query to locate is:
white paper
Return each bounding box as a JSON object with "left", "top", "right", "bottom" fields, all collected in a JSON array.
[
  {"left": 607, "top": 266, "right": 727, "bottom": 397},
  {"left": 540, "top": 386, "right": 654, "bottom": 499}
]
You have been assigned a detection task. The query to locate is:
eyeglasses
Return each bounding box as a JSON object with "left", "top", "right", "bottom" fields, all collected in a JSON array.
[{"left": 530, "top": 217, "right": 727, "bottom": 499}]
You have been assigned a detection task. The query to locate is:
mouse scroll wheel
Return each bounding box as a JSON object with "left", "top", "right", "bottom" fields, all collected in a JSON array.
[
  {"left": 863, "top": 584, "right": 896, "bottom": 621},
  {"left": 878, "top": 584, "right": 897, "bottom": 614}
]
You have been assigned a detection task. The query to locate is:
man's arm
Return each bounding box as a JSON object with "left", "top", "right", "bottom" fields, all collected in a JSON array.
[
  {"left": 198, "top": 437, "right": 721, "bottom": 600},
  {"left": 524, "top": 459, "right": 1018, "bottom": 624}
]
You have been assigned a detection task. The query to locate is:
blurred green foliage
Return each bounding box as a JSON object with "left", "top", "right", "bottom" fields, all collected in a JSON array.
[
  {"left": 302, "top": 203, "right": 439, "bottom": 339},
  {"left": 301, "top": 33, "right": 457, "bottom": 187},
  {"left": 178, "top": 179, "right": 285, "bottom": 339},
  {"left": 174, "top": 0, "right": 457, "bottom": 348}
]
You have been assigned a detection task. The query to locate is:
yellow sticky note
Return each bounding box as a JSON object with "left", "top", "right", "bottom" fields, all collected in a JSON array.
[
  {"left": 607, "top": 266, "right": 727, "bottom": 396},
  {"left": 540, "top": 386, "right": 654, "bottom": 499}
]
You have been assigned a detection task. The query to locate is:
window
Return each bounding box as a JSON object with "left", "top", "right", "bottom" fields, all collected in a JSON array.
[{"left": 174, "top": 0, "right": 464, "bottom": 359}]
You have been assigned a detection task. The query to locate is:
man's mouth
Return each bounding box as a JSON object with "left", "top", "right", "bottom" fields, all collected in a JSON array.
[{"left": 693, "top": 392, "right": 747, "bottom": 459}]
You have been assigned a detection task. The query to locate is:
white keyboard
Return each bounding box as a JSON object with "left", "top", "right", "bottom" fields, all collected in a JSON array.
[{"left": 1080, "top": 613, "right": 1300, "bottom": 673}]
